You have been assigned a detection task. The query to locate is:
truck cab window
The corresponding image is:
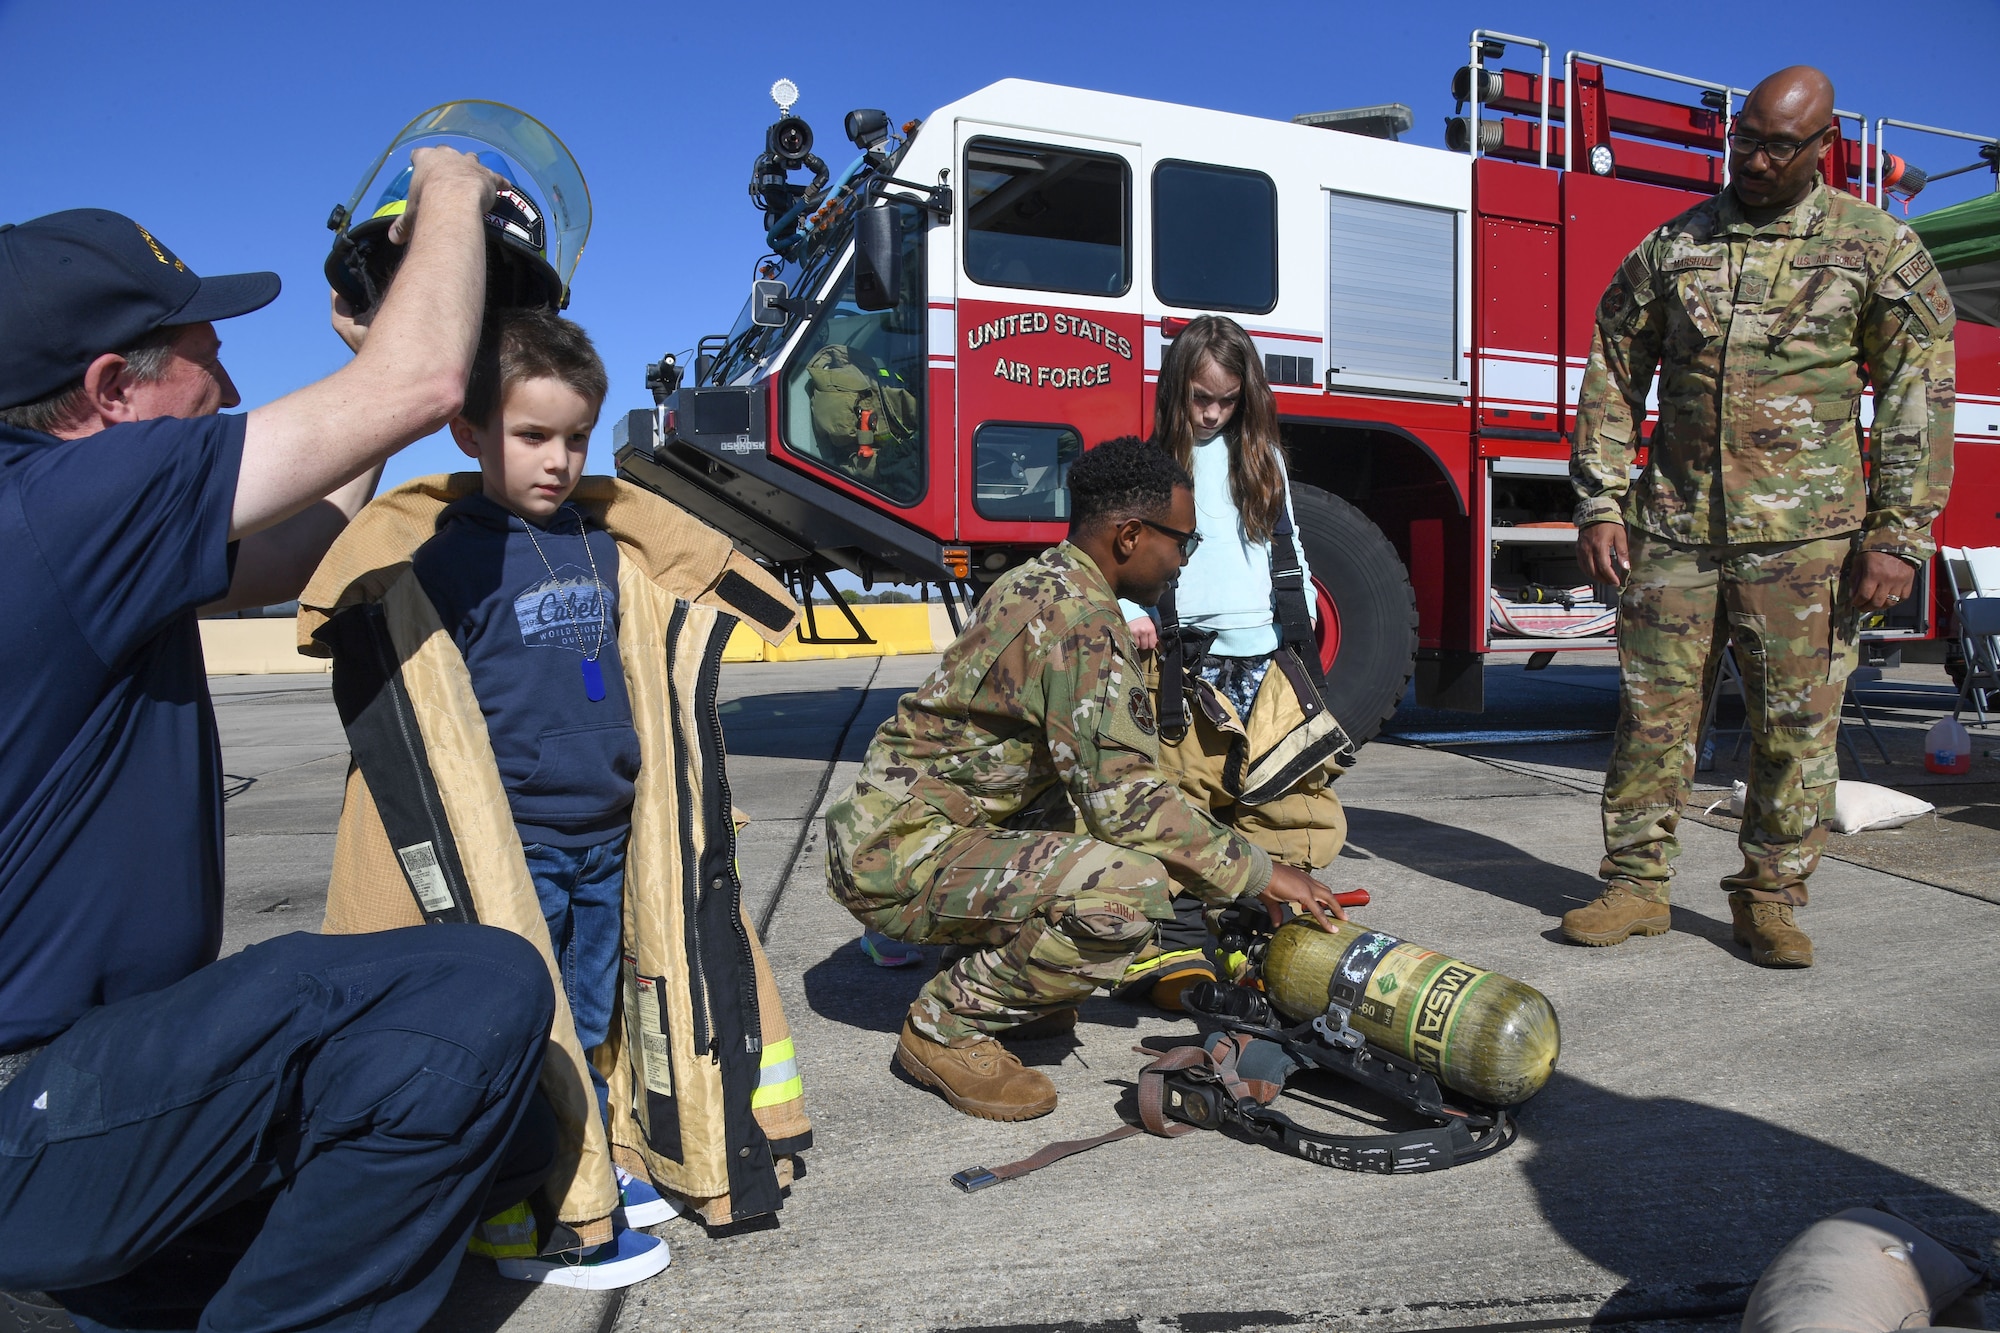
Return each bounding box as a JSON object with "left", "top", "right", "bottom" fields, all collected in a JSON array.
[
  {"left": 964, "top": 139, "right": 1129, "bottom": 296},
  {"left": 1153, "top": 161, "right": 1277, "bottom": 313},
  {"left": 780, "top": 204, "right": 926, "bottom": 506},
  {"left": 973, "top": 423, "right": 1082, "bottom": 521}
]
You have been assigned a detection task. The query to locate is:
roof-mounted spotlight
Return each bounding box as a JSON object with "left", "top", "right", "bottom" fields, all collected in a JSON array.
[{"left": 845, "top": 108, "right": 891, "bottom": 152}]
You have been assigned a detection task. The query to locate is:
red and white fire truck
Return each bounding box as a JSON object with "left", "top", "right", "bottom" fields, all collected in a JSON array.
[{"left": 615, "top": 31, "right": 2000, "bottom": 741}]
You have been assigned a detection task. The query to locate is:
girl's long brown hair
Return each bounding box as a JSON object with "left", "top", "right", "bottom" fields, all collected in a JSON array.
[{"left": 1151, "top": 314, "right": 1284, "bottom": 543}]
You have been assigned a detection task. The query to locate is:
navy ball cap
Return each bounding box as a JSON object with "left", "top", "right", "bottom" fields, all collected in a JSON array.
[{"left": 0, "top": 209, "right": 280, "bottom": 409}]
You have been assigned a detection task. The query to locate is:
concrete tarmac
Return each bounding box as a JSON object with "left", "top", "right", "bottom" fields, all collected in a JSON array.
[{"left": 190, "top": 660, "right": 2000, "bottom": 1333}]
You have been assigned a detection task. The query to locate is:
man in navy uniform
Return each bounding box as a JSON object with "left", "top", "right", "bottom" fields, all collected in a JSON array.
[{"left": 0, "top": 148, "right": 559, "bottom": 1331}]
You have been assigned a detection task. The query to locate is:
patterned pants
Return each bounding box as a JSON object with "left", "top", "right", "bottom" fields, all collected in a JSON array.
[
  {"left": 839, "top": 821, "right": 1173, "bottom": 1045},
  {"left": 1602, "top": 530, "right": 1860, "bottom": 907}
]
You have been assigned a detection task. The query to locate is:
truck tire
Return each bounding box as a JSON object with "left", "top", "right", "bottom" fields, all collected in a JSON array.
[{"left": 1290, "top": 483, "right": 1417, "bottom": 745}]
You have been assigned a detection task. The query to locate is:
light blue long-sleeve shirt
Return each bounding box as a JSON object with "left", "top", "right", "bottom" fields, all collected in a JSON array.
[{"left": 1121, "top": 432, "right": 1314, "bottom": 657}]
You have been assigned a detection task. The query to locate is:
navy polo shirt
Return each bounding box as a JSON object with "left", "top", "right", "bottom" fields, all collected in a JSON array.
[{"left": 0, "top": 414, "right": 244, "bottom": 1052}]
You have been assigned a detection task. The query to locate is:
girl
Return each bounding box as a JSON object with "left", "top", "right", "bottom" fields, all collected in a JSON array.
[{"left": 1118, "top": 314, "right": 1350, "bottom": 1008}]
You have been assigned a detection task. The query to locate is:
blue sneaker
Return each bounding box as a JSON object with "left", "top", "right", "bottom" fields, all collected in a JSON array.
[
  {"left": 859, "top": 929, "right": 923, "bottom": 968},
  {"left": 616, "top": 1164, "right": 682, "bottom": 1227},
  {"left": 496, "top": 1225, "right": 670, "bottom": 1289}
]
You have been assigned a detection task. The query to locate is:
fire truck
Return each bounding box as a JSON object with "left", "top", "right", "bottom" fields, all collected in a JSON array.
[{"left": 614, "top": 31, "right": 2000, "bottom": 742}]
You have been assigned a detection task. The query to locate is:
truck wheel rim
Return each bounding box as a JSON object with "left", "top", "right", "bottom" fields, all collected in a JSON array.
[{"left": 1314, "top": 577, "right": 1342, "bottom": 673}]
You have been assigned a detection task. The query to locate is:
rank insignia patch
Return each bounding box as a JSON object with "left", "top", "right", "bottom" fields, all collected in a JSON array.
[
  {"left": 1127, "top": 687, "right": 1156, "bottom": 736},
  {"left": 1922, "top": 281, "right": 1953, "bottom": 324}
]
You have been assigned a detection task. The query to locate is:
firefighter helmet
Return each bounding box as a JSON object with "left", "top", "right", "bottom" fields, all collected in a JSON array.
[{"left": 324, "top": 100, "right": 591, "bottom": 314}]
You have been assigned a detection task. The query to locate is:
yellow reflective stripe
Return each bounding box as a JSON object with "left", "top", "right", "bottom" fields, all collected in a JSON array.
[
  {"left": 466, "top": 1201, "right": 537, "bottom": 1259},
  {"left": 753, "top": 1038, "right": 802, "bottom": 1108},
  {"left": 368, "top": 200, "right": 409, "bottom": 221},
  {"left": 758, "top": 1057, "right": 800, "bottom": 1087},
  {"left": 752, "top": 1074, "right": 804, "bottom": 1109}
]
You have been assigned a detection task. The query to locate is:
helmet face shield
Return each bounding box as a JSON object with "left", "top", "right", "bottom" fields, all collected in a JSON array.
[{"left": 326, "top": 101, "right": 590, "bottom": 312}]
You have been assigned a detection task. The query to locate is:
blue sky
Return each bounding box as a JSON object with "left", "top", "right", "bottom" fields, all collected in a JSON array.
[{"left": 4, "top": 0, "right": 1995, "bottom": 491}]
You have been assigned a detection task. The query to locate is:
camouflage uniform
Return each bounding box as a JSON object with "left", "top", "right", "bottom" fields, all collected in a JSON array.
[
  {"left": 1573, "top": 181, "right": 1956, "bottom": 905},
  {"left": 825, "top": 542, "right": 1273, "bottom": 1044}
]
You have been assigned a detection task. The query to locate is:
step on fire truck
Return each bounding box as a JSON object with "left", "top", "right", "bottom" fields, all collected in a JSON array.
[{"left": 615, "top": 33, "right": 2000, "bottom": 741}]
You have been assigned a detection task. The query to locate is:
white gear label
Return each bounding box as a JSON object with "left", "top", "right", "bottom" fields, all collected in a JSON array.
[
  {"left": 394, "top": 841, "right": 454, "bottom": 914},
  {"left": 633, "top": 972, "right": 673, "bottom": 1096}
]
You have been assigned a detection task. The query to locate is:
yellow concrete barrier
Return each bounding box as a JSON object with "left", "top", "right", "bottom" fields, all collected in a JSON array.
[
  {"left": 206, "top": 604, "right": 959, "bottom": 675},
  {"left": 200, "top": 618, "right": 332, "bottom": 675},
  {"left": 724, "top": 603, "right": 955, "bottom": 662}
]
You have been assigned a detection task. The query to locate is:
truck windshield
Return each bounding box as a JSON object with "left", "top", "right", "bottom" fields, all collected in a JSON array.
[
  {"left": 778, "top": 200, "right": 927, "bottom": 506},
  {"left": 706, "top": 209, "right": 856, "bottom": 387}
]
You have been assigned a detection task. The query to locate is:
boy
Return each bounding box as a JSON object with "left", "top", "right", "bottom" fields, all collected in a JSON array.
[{"left": 413, "top": 307, "right": 675, "bottom": 1286}]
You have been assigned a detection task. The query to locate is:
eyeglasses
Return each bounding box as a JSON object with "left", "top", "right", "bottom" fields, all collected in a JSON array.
[
  {"left": 1726, "top": 126, "right": 1832, "bottom": 165},
  {"left": 1142, "top": 519, "right": 1202, "bottom": 558}
]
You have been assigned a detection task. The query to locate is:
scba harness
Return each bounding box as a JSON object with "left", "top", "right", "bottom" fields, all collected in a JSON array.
[
  {"left": 1158, "top": 984, "right": 1514, "bottom": 1171},
  {"left": 952, "top": 911, "right": 1525, "bottom": 1191}
]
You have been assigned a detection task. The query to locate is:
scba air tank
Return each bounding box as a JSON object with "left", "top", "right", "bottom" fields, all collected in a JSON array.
[{"left": 1262, "top": 920, "right": 1560, "bottom": 1108}]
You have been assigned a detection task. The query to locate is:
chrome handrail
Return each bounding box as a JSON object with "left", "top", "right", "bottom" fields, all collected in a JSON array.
[
  {"left": 1562, "top": 50, "right": 1742, "bottom": 180},
  {"left": 1873, "top": 118, "right": 2000, "bottom": 205},
  {"left": 1469, "top": 30, "right": 1550, "bottom": 168}
]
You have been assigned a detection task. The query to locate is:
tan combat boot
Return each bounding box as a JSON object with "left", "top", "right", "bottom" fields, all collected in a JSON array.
[
  {"left": 895, "top": 1020, "right": 1058, "bottom": 1121},
  {"left": 1561, "top": 884, "right": 1671, "bottom": 946},
  {"left": 1730, "top": 899, "right": 1813, "bottom": 968}
]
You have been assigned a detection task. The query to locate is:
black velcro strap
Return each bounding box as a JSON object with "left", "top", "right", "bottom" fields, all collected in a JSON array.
[
  {"left": 317, "top": 605, "right": 477, "bottom": 925},
  {"left": 715, "top": 569, "right": 793, "bottom": 633}
]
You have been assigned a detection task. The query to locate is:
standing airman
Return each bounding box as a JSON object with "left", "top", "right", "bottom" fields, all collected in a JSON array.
[{"left": 1567, "top": 66, "right": 1955, "bottom": 966}]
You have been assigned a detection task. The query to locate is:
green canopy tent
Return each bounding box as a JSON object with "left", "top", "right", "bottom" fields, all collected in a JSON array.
[{"left": 1912, "top": 191, "right": 2000, "bottom": 329}]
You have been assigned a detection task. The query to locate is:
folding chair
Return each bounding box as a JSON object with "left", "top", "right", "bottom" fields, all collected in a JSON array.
[
  {"left": 1696, "top": 642, "right": 1889, "bottom": 778},
  {"left": 1941, "top": 547, "right": 2000, "bottom": 726}
]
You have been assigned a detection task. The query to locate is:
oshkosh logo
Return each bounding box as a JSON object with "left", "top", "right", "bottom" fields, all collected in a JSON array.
[{"left": 133, "top": 223, "right": 185, "bottom": 272}]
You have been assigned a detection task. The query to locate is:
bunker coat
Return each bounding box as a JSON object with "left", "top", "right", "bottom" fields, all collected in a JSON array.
[{"left": 299, "top": 475, "right": 810, "bottom": 1233}]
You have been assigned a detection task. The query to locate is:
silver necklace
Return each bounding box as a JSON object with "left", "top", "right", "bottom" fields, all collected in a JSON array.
[{"left": 521, "top": 503, "right": 609, "bottom": 700}]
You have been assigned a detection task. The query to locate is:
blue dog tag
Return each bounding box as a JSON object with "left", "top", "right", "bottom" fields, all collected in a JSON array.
[{"left": 581, "top": 657, "right": 606, "bottom": 702}]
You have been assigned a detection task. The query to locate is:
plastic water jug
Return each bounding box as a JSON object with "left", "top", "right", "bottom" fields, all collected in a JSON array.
[{"left": 1924, "top": 717, "right": 1972, "bottom": 775}]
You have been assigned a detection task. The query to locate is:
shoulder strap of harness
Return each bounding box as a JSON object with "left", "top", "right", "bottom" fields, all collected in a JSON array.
[
  {"left": 1154, "top": 584, "right": 1190, "bottom": 744},
  {"left": 1269, "top": 506, "right": 1325, "bottom": 693}
]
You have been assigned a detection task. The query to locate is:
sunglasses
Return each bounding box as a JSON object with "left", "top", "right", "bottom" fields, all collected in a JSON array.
[{"left": 1142, "top": 518, "right": 1202, "bottom": 558}]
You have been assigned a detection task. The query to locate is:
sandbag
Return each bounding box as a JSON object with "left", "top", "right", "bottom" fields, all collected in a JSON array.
[
  {"left": 1741, "top": 1207, "right": 1984, "bottom": 1333},
  {"left": 1711, "top": 780, "right": 1935, "bottom": 834},
  {"left": 1261, "top": 919, "right": 1559, "bottom": 1107}
]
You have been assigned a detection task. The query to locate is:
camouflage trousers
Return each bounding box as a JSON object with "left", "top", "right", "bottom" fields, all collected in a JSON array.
[
  {"left": 1603, "top": 530, "right": 1860, "bottom": 907},
  {"left": 833, "top": 817, "right": 1173, "bottom": 1046}
]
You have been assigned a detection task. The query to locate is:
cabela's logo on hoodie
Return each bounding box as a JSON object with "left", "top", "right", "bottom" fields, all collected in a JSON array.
[{"left": 512, "top": 567, "right": 610, "bottom": 652}]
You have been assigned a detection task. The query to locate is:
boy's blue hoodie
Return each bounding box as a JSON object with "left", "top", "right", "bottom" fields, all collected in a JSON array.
[{"left": 413, "top": 491, "right": 640, "bottom": 849}]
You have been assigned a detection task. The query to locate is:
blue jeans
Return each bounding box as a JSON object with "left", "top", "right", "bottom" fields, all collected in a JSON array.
[
  {"left": 0, "top": 926, "right": 555, "bottom": 1333},
  {"left": 522, "top": 834, "right": 627, "bottom": 1130}
]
